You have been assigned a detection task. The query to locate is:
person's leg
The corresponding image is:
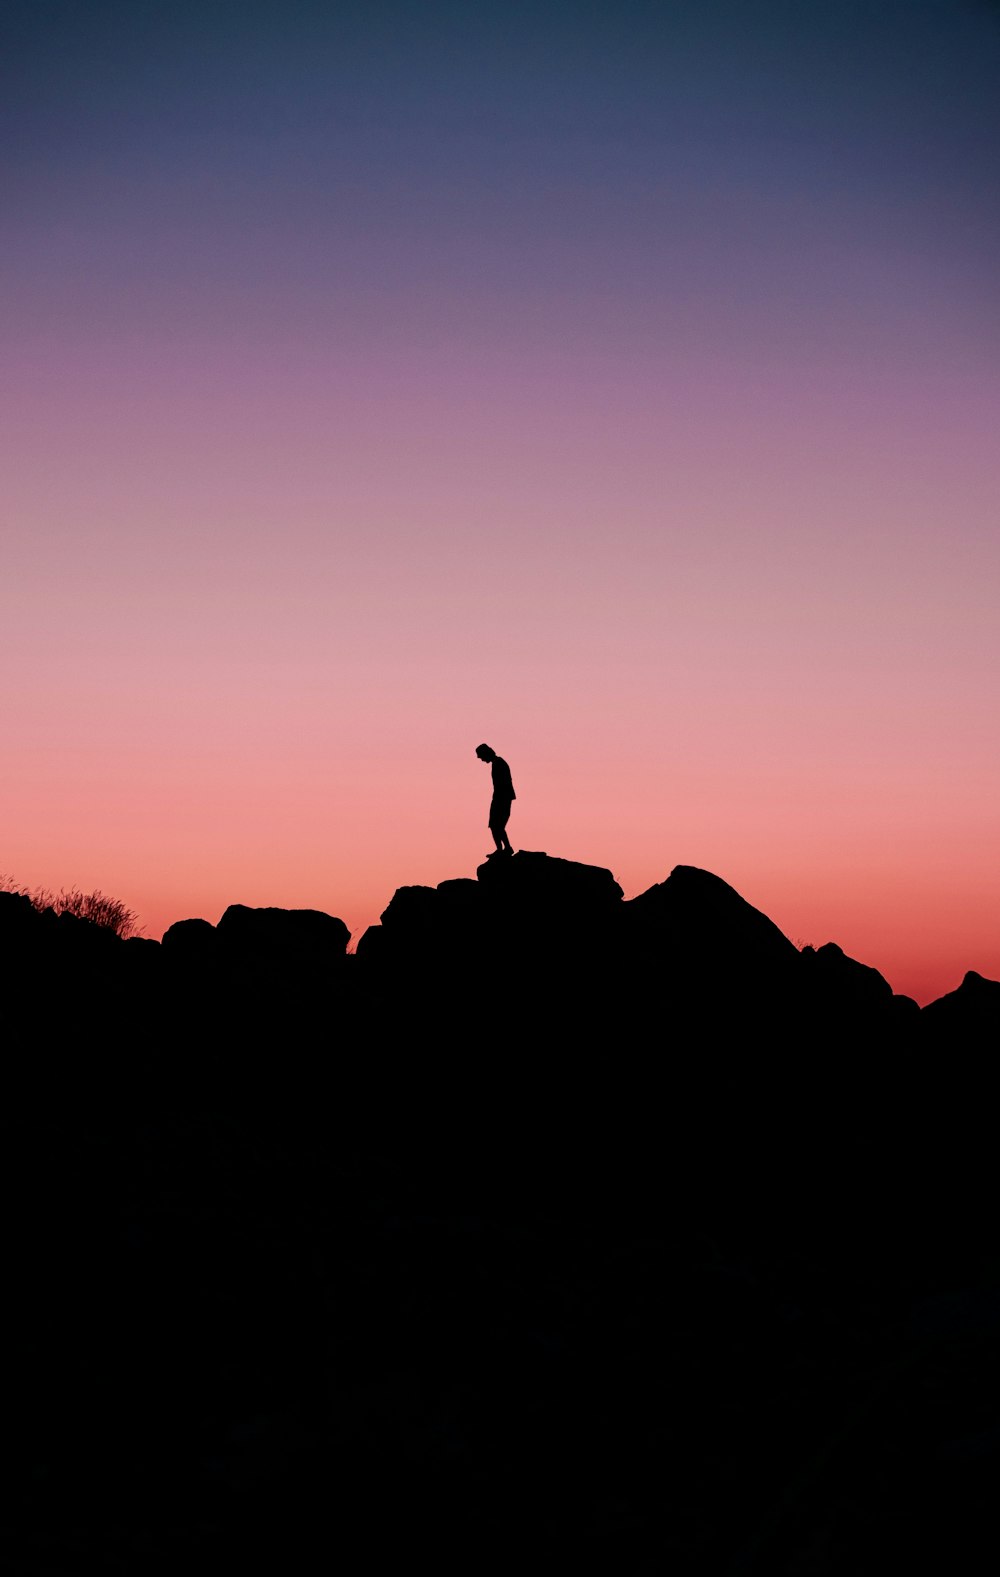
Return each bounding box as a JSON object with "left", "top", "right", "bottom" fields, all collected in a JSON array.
[
  {"left": 497, "top": 803, "right": 513, "bottom": 853},
  {"left": 488, "top": 797, "right": 504, "bottom": 853}
]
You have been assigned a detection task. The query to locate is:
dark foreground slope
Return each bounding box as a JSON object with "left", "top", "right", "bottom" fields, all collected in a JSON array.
[{"left": 2, "top": 858, "right": 999, "bottom": 1574}]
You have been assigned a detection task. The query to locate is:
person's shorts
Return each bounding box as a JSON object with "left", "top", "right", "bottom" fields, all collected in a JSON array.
[{"left": 489, "top": 795, "right": 513, "bottom": 828}]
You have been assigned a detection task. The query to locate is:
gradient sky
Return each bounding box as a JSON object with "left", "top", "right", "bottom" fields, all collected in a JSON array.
[{"left": 3, "top": 0, "right": 998, "bottom": 1003}]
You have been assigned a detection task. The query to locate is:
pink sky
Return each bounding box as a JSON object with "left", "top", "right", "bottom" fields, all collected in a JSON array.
[
  {"left": 3, "top": 3, "right": 998, "bottom": 1006},
  {"left": 4, "top": 298, "right": 998, "bottom": 1003}
]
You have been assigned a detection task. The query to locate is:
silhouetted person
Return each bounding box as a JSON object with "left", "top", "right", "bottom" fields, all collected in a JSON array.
[{"left": 476, "top": 744, "right": 515, "bottom": 857}]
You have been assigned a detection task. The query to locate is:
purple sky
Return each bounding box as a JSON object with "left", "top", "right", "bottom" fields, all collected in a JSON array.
[{"left": 3, "top": 1, "right": 999, "bottom": 1001}]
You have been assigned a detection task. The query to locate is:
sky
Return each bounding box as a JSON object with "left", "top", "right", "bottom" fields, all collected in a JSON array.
[{"left": 2, "top": 0, "right": 998, "bottom": 1003}]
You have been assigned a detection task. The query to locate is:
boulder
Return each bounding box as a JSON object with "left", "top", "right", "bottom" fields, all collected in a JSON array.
[
  {"left": 368, "top": 885, "right": 443, "bottom": 969},
  {"left": 44, "top": 907, "right": 121, "bottom": 957},
  {"left": 922, "top": 970, "right": 1000, "bottom": 1040},
  {"left": 800, "top": 942, "right": 894, "bottom": 1009},
  {"left": 364, "top": 880, "right": 487, "bottom": 972},
  {"left": 475, "top": 850, "right": 623, "bottom": 907},
  {"left": 355, "top": 923, "right": 386, "bottom": 963},
  {"left": 435, "top": 878, "right": 483, "bottom": 918},
  {"left": 377, "top": 886, "right": 441, "bottom": 933},
  {"left": 161, "top": 917, "right": 220, "bottom": 959},
  {"left": 0, "top": 890, "right": 41, "bottom": 944},
  {"left": 121, "top": 935, "right": 162, "bottom": 978},
  {"left": 623, "top": 865, "right": 798, "bottom": 970},
  {"left": 216, "top": 904, "right": 350, "bottom": 960}
]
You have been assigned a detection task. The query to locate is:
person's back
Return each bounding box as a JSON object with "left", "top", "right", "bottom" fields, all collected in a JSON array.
[{"left": 491, "top": 755, "right": 515, "bottom": 801}]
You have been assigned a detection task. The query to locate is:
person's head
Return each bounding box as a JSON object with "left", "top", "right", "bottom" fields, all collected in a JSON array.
[{"left": 475, "top": 743, "right": 495, "bottom": 763}]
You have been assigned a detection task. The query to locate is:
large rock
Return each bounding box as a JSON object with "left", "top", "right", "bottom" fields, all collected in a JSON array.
[
  {"left": 473, "top": 851, "right": 626, "bottom": 991},
  {"left": 357, "top": 885, "right": 440, "bottom": 970},
  {"left": 121, "top": 934, "right": 163, "bottom": 980},
  {"left": 475, "top": 850, "right": 624, "bottom": 907},
  {"left": 1, "top": 893, "right": 132, "bottom": 980},
  {"left": 161, "top": 917, "right": 219, "bottom": 959},
  {"left": 798, "top": 941, "right": 918, "bottom": 1035},
  {"left": 39, "top": 906, "right": 122, "bottom": 961},
  {"left": 616, "top": 865, "right": 803, "bottom": 1034},
  {"left": 376, "top": 885, "right": 442, "bottom": 934},
  {"left": 435, "top": 877, "right": 483, "bottom": 919},
  {"left": 212, "top": 907, "right": 351, "bottom": 998},
  {"left": 922, "top": 970, "right": 1000, "bottom": 1040},
  {"left": 0, "top": 890, "right": 41, "bottom": 945},
  {"left": 799, "top": 941, "right": 894, "bottom": 1009},
  {"left": 359, "top": 856, "right": 623, "bottom": 983},
  {"left": 358, "top": 879, "right": 486, "bottom": 970},
  {"left": 216, "top": 904, "right": 350, "bottom": 960},
  {"left": 354, "top": 922, "right": 386, "bottom": 963},
  {"left": 623, "top": 865, "right": 798, "bottom": 969}
]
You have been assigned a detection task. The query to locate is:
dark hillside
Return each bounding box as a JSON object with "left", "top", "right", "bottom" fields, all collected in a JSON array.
[{"left": 2, "top": 858, "right": 998, "bottom": 1573}]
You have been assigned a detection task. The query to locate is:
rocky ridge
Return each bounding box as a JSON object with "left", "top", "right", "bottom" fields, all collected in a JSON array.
[
  {"left": 5, "top": 851, "right": 990, "bottom": 1041},
  {"left": 3, "top": 852, "right": 1000, "bottom": 1574}
]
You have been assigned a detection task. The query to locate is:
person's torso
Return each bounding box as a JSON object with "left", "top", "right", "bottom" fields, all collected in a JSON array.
[{"left": 492, "top": 757, "right": 515, "bottom": 799}]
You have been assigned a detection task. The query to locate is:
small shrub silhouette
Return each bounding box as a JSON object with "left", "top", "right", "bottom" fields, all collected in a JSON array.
[{"left": 1, "top": 875, "right": 142, "bottom": 939}]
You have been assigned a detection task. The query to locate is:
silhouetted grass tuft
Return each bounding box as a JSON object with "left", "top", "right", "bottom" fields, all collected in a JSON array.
[{"left": 1, "top": 874, "right": 142, "bottom": 939}]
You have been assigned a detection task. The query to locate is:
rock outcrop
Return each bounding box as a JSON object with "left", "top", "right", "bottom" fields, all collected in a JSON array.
[
  {"left": 4, "top": 853, "right": 1000, "bottom": 1577},
  {"left": 921, "top": 968, "right": 1000, "bottom": 1038},
  {"left": 3, "top": 856, "right": 996, "bottom": 1045}
]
